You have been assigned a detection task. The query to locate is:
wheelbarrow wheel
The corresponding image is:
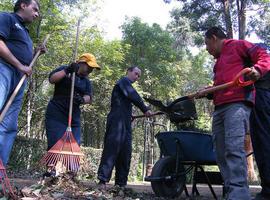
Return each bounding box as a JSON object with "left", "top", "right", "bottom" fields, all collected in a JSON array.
[{"left": 151, "top": 156, "right": 186, "bottom": 198}]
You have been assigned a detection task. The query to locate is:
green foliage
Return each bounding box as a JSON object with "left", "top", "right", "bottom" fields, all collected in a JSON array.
[
  {"left": 121, "top": 17, "right": 179, "bottom": 99},
  {"left": 167, "top": 0, "right": 224, "bottom": 46},
  {"left": 167, "top": 0, "right": 270, "bottom": 44},
  {"left": 136, "top": 163, "right": 143, "bottom": 181},
  {"left": 9, "top": 136, "right": 47, "bottom": 171},
  {"left": 122, "top": 17, "right": 176, "bottom": 65},
  {"left": 254, "top": 10, "right": 270, "bottom": 44},
  {"left": 0, "top": 1, "right": 13, "bottom": 11}
]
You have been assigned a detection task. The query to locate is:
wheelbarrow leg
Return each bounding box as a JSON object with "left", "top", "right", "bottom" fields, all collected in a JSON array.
[
  {"left": 183, "top": 165, "right": 194, "bottom": 197},
  {"left": 184, "top": 184, "right": 189, "bottom": 197},
  {"left": 192, "top": 165, "right": 200, "bottom": 196},
  {"left": 197, "top": 165, "right": 218, "bottom": 200}
]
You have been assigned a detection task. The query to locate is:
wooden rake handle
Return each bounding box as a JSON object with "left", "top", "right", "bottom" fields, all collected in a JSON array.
[
  {"left": 189, "top": 68, "right": 254, "bottom": 99},
  {"left": 68, "top": 19, "right": 80, "bottom": 127},
  {"left": 0, "top": 34, "right": 50, "bottom": 123}
]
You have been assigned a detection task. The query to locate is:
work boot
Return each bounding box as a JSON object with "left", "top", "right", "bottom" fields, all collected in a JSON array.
[
  {"left": 114, "top": 184, "right": 126, "bottom": 189},
  {"left": 97, "top": 180, "right": 106, "bottom": 190}
]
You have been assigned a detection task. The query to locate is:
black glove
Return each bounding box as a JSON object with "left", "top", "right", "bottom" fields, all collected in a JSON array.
[
  {"left": 74, "top": 94, "right": 85, "bottom": 105},
  {"left": 64, "top": 62, "right": 79, "bottom": 74},
  {"left": 205, "top": 93, "right": 213, "bottom": 100}
]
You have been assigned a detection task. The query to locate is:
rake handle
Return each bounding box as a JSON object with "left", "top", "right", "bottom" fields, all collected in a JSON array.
[
  {"left": 68, "top": 19, "right": 80, "bottom": 127},
  {"left": 0, "top": 34, "right": 50, "bottom": 123}
]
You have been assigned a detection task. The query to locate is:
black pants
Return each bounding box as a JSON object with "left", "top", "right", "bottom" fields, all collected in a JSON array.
[
  {"left": 97, "top": 116, "right": 132, "bottom": 186},
  {"left": 250, "top": 88, "right": 270, "bottom": 197}
]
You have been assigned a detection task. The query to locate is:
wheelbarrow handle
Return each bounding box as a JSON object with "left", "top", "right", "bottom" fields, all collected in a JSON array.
[
  {"left": 132, "top": 111, "right": 164, "bottom": 120},
  {"left": 189, "top": 68, "right": 254, "bottom": 99}
]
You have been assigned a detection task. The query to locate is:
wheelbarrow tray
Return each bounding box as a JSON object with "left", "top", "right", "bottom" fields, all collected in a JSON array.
[{"left": 156, "top": 131, "right": 216, "bottom": 163}]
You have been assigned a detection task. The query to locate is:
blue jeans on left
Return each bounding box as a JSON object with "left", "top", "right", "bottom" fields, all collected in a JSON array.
[{"left": 0, "top": 61, "right": 26, "bottom": 166}]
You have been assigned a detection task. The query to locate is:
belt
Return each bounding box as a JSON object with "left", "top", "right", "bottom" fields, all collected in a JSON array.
[{"left": 214, "top": 101, "right": 253, "bottom": 111}]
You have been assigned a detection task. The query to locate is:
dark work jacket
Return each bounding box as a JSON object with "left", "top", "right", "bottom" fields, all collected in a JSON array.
[
  {"left": 46, "top": 65, "right": 92, "bottom": 126},
  {"left": 253, "top": 44, "right": 270, "bottom": 90},
  {"left": 106, "top": 77, "right": 149, "bottom": 137}
]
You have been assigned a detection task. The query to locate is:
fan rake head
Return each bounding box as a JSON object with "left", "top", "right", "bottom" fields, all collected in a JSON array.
[{"left": 40, "top": 130, "right": 84, "bottom": 172}]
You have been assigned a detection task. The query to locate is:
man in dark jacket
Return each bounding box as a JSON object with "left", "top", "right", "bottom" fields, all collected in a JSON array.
[
  {"left": 250, "top": 44, "right": 270, "bottom": 200},
  {"left": 97, "top": 66, "right": 152, "bottom": 188},
  {"left": 204, "top": 27, "right": 270, "bottom": 200}
]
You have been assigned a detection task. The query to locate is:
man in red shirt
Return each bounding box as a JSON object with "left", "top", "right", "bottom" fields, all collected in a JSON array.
[{"left": 204, "top": 27, "right": 270, "bottom": 200}]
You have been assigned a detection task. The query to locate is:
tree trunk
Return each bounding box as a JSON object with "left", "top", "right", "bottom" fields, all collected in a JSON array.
[
  {"left": 237, "top": 0, "right": 247, "bottom": 39},
  {"left": 223, "top": 0, "right": 233, "bottom": 38},
  {"left": 26, "top": 75, "right": 34, "bottom": 138}
]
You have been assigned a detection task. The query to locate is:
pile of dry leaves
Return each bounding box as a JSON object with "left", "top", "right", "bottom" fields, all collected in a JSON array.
[{"left": 2, "top": 172, "right": 170, "bottom": 200}]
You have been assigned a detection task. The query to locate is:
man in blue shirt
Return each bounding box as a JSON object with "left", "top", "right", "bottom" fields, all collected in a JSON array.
[
  {"left": 0, "top": 0, "right": 42, "bottom": 165},
  {"left": 97, "top": 66, "right": 152, "bottom": 188}
]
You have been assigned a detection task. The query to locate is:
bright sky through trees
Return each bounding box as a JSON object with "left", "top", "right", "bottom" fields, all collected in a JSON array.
[{"left": 100, "top": 0, "right": 180, "bottom": 40}]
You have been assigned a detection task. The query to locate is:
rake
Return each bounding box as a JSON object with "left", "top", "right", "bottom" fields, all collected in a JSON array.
[
  {"left": 0, "top": 159, "right": 15, "bottom": 197},
  {"left": 40, "top": 19, "right": 83, "bottom": 172}
]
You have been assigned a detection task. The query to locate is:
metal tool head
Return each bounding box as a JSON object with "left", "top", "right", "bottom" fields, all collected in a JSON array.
[
  {"left": 144, "top": 97, "right": 168, "bottom": 111},
  {"left": 144, "top": 97, "right": 197, "bottom": 123}
]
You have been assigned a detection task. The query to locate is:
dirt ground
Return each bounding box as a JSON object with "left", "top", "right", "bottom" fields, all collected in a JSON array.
[
  {"left": 125, "top": 182, "right": 261, "bottom": 199},
  {"left": 9, "top": 178, "right": 261, "bottom": 200}
]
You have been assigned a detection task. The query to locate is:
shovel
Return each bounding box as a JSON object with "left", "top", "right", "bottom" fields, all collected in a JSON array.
[{"left": 144, "top": 68, "right": 254, "bottom": 113}]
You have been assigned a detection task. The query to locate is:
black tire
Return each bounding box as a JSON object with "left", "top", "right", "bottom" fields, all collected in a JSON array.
[{"left": 150, "top": 156, "right": 186, "bottom": 198}]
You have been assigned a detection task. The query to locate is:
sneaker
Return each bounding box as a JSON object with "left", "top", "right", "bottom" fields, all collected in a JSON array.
[{"left": 253, "top": 193, "right": 270, "bottom": 200}]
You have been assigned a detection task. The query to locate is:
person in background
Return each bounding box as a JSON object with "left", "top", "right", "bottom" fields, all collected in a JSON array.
[
  {"left": 0, "top": 0, "right": 46, "bottom": 165},
  {"left": 45, "top": 53, "right": 100, "bottom": 150},
  {"left": 97, "top": 66, "right": 152, "bottom": 188},
  {"left": 204, "top": 27, "right": 270, "bottom": 200},
  {"left": 249, "top": 44, "right": 270, "bottom": 200}
]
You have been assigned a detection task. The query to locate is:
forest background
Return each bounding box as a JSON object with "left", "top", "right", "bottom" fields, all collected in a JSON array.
[{"left": 0, "top": 0, "right": 269, "bottom": 181}]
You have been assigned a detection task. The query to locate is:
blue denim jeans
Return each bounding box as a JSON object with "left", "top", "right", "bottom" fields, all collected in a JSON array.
[
  {"left": 212, "top": 102, "right": 251, "bottom": 200},
  {"left": 0, "top": 61, "right": 26, "bottom": 166}
]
